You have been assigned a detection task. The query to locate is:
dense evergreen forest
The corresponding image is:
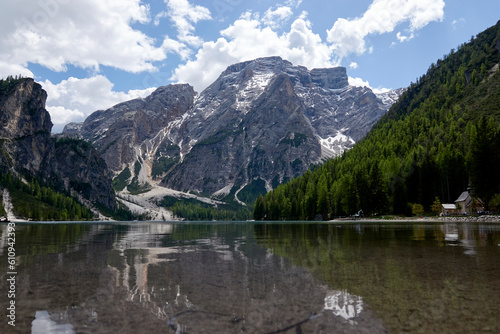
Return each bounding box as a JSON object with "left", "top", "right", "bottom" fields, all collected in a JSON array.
[
  {"left": 0, "top": 172, "right": 94, "bottom": 221},
  {"left": 159, "top": 195, "right": 252, "bottom": 221},
  {"left": 254, "top": 21, "right": 500, "bottom": 220}
]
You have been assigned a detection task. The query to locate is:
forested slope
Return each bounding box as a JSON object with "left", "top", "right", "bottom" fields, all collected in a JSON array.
[{"left": 255, "top": 20, "right": 500, "bottom": 220}]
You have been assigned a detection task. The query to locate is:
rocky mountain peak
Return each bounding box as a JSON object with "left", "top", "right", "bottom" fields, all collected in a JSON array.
[
  {"left": 0, "top": 78, "right": 53, "bottom": 177},
  {"left": 221, "top": 56, "right": 293, "bottom": 77},
  {"left": 216, "top": 56, "right": 349, "bottom": 90},
  {"left": 0, "top": 78, "right": 52, "bottom": 139}
]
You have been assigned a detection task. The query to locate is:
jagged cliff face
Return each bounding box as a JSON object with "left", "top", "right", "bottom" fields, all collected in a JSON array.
[
  {"left": 65, "top": 84, "right": 196, "bottom": 172},
  {"left": 54, "top": 139, "right": 116, "bottom": 210},
  {"left": 164, "top": 72, "right": 323, "bottom": 194},
  {"left": 0, "top": 78, "right": 54, "bottom": 177},
  {"left": 0, "top": 78, "right": 116, "bottom": 210},
  {"left": 64, "top": 57, "right": 401, "bottom": 198}
]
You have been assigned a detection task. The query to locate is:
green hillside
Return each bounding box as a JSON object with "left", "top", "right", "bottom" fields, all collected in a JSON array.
[
  {"left": 0, "top": 172, "right": 94, "bottom": 221},
  {"left": 255, "top": 20, "right": 500, "bottom": 220}
]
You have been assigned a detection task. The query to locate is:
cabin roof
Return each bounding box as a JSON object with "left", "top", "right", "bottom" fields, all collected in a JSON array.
[
  {"left": 442, "top": 204, "right": 457, "bottom": 210},
  {"left": 455, "top": 191, "right": 470, "bottom": 203}
]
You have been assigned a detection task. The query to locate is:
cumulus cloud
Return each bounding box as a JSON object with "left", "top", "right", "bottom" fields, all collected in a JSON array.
[
  {"left": 164, "top": 0, "right": 212, "bottom": 47},
  {"left": 0, "top": 0, "right": 168, "bottom": 77},
  {"left": 160, "top": 36, "right": 193, "bottom": 60},
  {"left": 172, "top": 12, "right": 334, "bottom": 91},
  {"left": 327, "top": 0, "right": 445, "bottom": 60},
  {"left": 348, "top": 76, "right": 371, "bottom": 88},
  {"left": 42, "top": 76, "right": 155, "bottom": 132},
  {"left": 0, "top": 61, "right": 33, "bottom": 79},
  {"left": 262, "top": 6, "right": 294, "bottom": 28},
  {"left": 47, "top": 106, "right": 85, "bottom": 130},
  {"left": 348, "top": 76, "right": 390, "bottom": 94},
  {"left": 349, "top": 62, "right": 358, "bottom": 69}
]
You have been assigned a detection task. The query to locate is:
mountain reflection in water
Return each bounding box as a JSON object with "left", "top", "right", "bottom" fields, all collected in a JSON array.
[{"left": 0, "top": 221, "right": 499, "bottom": 333}]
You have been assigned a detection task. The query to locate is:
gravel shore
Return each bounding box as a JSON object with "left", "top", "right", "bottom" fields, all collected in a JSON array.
[{"left": 438, "top": 215, "right": 500, "bottom": 223}]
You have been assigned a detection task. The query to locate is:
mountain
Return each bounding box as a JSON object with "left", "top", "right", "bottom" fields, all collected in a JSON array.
[
  {"left": 254, "top": 20, "right": 500, "bottom": 220},
  {"left": 63, "top": 57, "right": 400, "bottom": 212},
  {"left": 0, "top": 77, "right": 116, "bottom": 220}
]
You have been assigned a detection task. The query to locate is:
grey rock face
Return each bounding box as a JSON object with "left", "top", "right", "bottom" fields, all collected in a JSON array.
[
  {"left": 65, "top": 84, "right": 196, "bottom": 172},
  {"left": 54, "top": 139, "right": 116, "bottom": 210},
  {"left": 0, "top": 79, "right": 54, "bottom": 178},
  {"left": 163, "top": 73, "right": 322, "bottom": 194},
  {"left": 0, "top": 79, "right": 116, "bottom": 210},
  {"left": 64, "top": 57, "right": 402, "bottom": 197}
]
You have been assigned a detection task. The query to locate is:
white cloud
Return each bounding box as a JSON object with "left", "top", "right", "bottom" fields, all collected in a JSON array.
[
  {"left": 160, "top": 36, "right": 192, "bottom": 60},
  {"left": 372, "top": 87, "right": 391, "bottom": 94},
  {"left": 42, "top": 76, "right": 155, "bottom": 132},
  {"left": 396, "top": 31, "right": 414, "bottom": 43},
  {"left": 452, "top": 18, "right": 466, "bottom": 30},
  {"left": 172, "top": 13, "right": 335, "bottom": 92},
  {"left": 349, "top": 62, "right": 358, "bottom": 69},
  {"left": 0, "top": 61, "right": 33, "bottom": 79},
  {"left": 327, "top": 0, "right": 445, "bottom": 60},
  {"left": 262, "top": 6, "right": 293, "bottom": 28},
  {"left": 348, "top": 77, "right": 391, "bottom": 94},
  {"left": 348, "top": 76, "right": 371, "bottom": 88},
  {"left": 349, "top": 76, "right": 390, "bottom": 94},
  {"left": 0, "top": 0, "right": 169, "bottom": 77},
  {"left": 165, "top": 0, "right": 212, "bottom": 47},
  {"left": 285, "top": 0, "right": 303, "bottom": 8},
  {"left": 154, "top": 11, "right": 169, "bottom": 26},
  {"left": 47, "top": 106, "right": 85, "bottom": 130}
]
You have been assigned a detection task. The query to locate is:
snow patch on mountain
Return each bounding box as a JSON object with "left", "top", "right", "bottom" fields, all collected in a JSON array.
[
  {"left": 213, "top": 183, "right": 234, "bottom": 197},
  {"left": 376, "top": 88, "right": 406, "bottom": 107},
  {"left": 236, "top": 71, "right": 275, "bottom": 113},
  {"left": 319, "top": 131, "right": 356, "bottom": 156}
]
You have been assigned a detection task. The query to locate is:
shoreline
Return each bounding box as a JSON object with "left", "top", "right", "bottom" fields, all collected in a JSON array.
[
  {"left": 329, "top": 215, "right": 500, "bottom": 223},
  {"left": 1, "top": 215, "right": 500, "bottom": 224}
]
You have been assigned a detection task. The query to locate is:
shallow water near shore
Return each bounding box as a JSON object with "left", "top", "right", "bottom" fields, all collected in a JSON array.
[{"left": 1, "top": 221, "right": 499, "bottom": 333}]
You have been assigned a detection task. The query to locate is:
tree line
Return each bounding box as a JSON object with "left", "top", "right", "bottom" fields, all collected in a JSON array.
[
  {"left": 160, "top": 196, "right": 252, "bottom": 221},
  {"left": 0, "top": 75, "right": 28, "bottom": 96},
  {"left": 0, "top": 172, "right": 94, "bottom": 221}
]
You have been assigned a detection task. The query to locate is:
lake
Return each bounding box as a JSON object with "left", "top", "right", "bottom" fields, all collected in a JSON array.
[{"left": 1, "top": 221, "right": 499, "bottom": 333}]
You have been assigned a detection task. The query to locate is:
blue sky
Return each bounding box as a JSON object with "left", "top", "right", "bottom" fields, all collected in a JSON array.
[{"left": 1, "top": 0, "right": 499, "bottom": 132}]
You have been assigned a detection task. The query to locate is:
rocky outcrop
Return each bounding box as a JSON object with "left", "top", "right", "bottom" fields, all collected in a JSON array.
[
  {"left": 0, "top": 78, "right": 54, "bottom": 178},
  {"left": 54, "top": 139, "right": 116, "bottom": 210},
  {"left": 0, "top": 78, "right": 116, "bottom": 211},
  {"left": 64, "top": 84, "right": 196, "bottom": 172}
]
